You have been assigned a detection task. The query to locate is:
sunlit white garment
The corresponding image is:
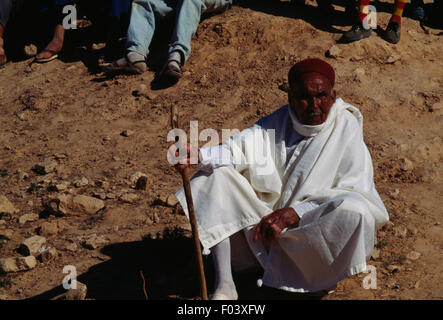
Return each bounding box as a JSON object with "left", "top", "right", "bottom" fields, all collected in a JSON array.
[{"left": 176, "top": 98, "right": 389, "bottom": 293}]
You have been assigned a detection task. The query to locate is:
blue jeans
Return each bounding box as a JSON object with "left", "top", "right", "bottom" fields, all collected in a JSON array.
[{"left": 126, "top": 0, "right": 230, "bottom": 63}]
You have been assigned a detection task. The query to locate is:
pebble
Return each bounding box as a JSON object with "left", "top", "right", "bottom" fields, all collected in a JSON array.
[
  {"left": 326, "top": 45, "right": 341, "bottom": 58},
  {"left": 74, "top": 177, "right": 89, "bottom": 187},
  {"left": 37, "top": 247, "right": 58, "bottom": 262},
  {"left": 130, "top": 171, "right": 147, "bottom": 185},
  {"left": 399, "top": 158, "right": 413, "bottom": 171},
  {"left": 83, "top": 234, "right": 108, "bottom": 250},
  {"left": 371, "top": 248, "right": 380, "bottom": 260},
  {"left": 18, "top": 213, "right": 39, "bottom": 225},
  {"left": 119, "top": 193, "right": 138, "bottom": 203},
  {"left": 393, "top": 226, "right": 408, "bottom": 238},
  {"left": 166, "top": 194, "right": 179, "bottom": 207},
  {"left": 121, "top": 130, "right": 135, "bottom": 137},
  {"left": 33, "top": 158, "right": 57, "bottom": 175},
  {"left": 387, "top": 265, "right": 401, "bottom": 274},
  {"left": 0, "top": 256, "right": 37, "bottom": 273},
  {"left": 0, "top": 195, "right": 18, "bottom": 214},
  {"left": 65, "top": 281, "right": 87, "bottom": 300},
  {"left": 406, "top": 251, "right": 421, "bottom": 261},
  {"left": 38, "top": 222, "right": 59, "bottom": 236},
  {"left": 19, "top": 235, "right": 47, "bottom": 256},
  {"left": 17, "top": 170, "right": 29, "bottom": 180},
  {"left": 65, "top": 242, "right": 78, "bottom": 252}
]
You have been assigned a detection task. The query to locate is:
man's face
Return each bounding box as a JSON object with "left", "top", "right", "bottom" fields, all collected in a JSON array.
[{"left": 289, "top": 72, "right": 336, "bottom": 125}]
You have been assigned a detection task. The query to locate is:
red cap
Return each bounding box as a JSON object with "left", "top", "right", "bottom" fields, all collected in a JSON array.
[{"left": 289, "top": 58, "right": 335, "bottom": 87}]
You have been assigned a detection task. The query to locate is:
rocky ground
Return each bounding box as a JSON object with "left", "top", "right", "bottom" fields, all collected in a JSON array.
[{"left": 0, "top": 0, "right": 442, "bottom": 300}]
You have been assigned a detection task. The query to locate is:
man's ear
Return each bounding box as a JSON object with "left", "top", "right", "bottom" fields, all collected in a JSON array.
[{"left": 331, "top": 88, "right": 336, "bottom": 101}]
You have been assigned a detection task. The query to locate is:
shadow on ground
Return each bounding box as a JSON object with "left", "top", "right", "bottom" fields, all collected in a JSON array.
[{"left": 28, "top": 231, "right": 325, "bottom": 300}]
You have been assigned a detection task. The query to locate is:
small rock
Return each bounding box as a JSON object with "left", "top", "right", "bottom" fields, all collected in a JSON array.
[
  {"left": 95, "top": 180, "right": 110, "bottom": 190},
  {"left": 83, "top": 234, "right": 108, "bottom": 250},
  {"left": 130, "top": 172, "right": 147, "bottom": 185},
  {"left": 120, "top": 193, "right": 138, "bottom": 203},
  {"left": 353, "top": 67, "right": 366, "bottom": 82},
  {"left": 399, "top": 158, "right": 413, "bottom": 171},
  {"left": 166, "top": 194, "right": 179, "bottom": 207},
  {"left": 103, "top": 136, "right": 111, "bottom": 142},
  {"left": 389, "top": 188, "right": 400, "bottom": 199},
  {"left": 65, "top": 281, "right": 87, "bottom": 300},
  {"left": 33, "top": 158, "right": 57, "bottom": 175},
  {"left": 0, "top": 229, "right": 13, "bottom": 240},
  {"left": 19, "top": 235, "right": 46, "bottom": 256},
  {"left": 407, "top": 226, "right": 418, "bottom": 235},
  {"left": 121, "top": 130, "right": 135, "bottom": 137},
  {"left": 92, "top": 192, "right": 107, "bottom": 200},
  {"left": 38, "top": 247, "right": 58, "bottom": 262},
  {"left": 71, "top": 195, "right": 105, "bottom": 215},
  {"left": 38, "top": 222, "right": 59, "bottom": 236},
  {"left": 42, "top": 194, "right": 72, "bottom": 216},
  {"left": 106, "top": 193, "right": 116, "bottom": 200},
  {"left": 385, "top": 54, "right": 400, "bottom": 64},
  {"left": 153, "top": 212, "right": 160, "bottom": 223},
  {"left": 0, "top": 294, "right": 8, "bottom": 300},
  {"left": 0, "top": 219, "right": 5, "bottom": 225},
  {"left": 0, "top": 256, "right": 37, "bottom": 273},
  {"left": 18, "top": 213, "right": 39, "bottom": 225},
  {"left": 371, "top": 248, "right": 380, "bottom": 260},
  {"left": 393, "top": 226, "right": 408, "bottom": 238},
  {"left": 326, "top": 45, "right": 341, "bottom": 58},
  {"left": 17, "top": 170, "right": 29, "bottom": 180},
  {"left": 133, "top": 84, "right": 148, "bottom": 97},
  {"left": 406, "top": 251, "right": 421, "bottom": 261},
  {"left": 54, "top": 181, "right": 70, "bottom": 191},
  {"left": 65, "top": 243, "right": 78, "bottom": 252},
  {"left": 0, "top": 195, "right": 18, "bottom": 214},
  {"left": 135, "top": 176, "right": 149, "bottom": 190},
  {"left": 74, "top": 177, "right": 89, "bottom": 188}
]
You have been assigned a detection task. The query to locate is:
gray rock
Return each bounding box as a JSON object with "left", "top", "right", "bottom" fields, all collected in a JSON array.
[
  {"left": 19, "top": 235, "right": 47, "bottom": 256},
  {"left": 33, "top": 158, "right": 57, "bottom": 175},
  {"left": 18, "top": 213, "right": 39, "bottom": 225},
  {"left": 0, "top": 256, "right": 37, "bottom": 273},
  {"left": 0, "top": 195, "right": 18, "bottom": 214}
]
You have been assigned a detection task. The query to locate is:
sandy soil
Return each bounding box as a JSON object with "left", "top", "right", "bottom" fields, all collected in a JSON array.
[{"left": 0, "top": 0, "right": 442, "bottom": 300}]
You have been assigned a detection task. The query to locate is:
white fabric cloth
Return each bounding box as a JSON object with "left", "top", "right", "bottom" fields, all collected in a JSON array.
[{"left": 176, "top": 98, "right": 389, "bottom": 292}]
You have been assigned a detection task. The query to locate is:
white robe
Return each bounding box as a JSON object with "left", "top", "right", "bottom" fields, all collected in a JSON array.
[{"left": 176, "top": 98, "right": 389, "bottom": 293}]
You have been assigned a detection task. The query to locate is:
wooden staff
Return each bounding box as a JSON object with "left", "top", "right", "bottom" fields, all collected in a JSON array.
[{"left": 171, "top": 105, "right": 208, "bottom": 300}]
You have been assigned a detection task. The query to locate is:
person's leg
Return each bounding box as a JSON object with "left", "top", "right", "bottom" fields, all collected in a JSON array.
[
  {"left": 341, "top": 0, "right": 372, "bottom": 42},
  {"left": 383, "top": 0, "right": 406, "bottom": 44},
  {"left": 0, "top": 0, "right": 13, "bottom": 66},
  {"left": 210, "top": 237, "right": 238, "bottom": 300},
  {"left": 35, "top": 1, "right": 73, "bottom": 62}
]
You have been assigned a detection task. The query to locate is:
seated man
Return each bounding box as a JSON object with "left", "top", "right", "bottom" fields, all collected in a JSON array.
[
  {"left": 99, "top": 0, "right": 232, "bottom": 81},
  {"left": 171, "top": 58, "right": 389, "bottom": 300},
  {"left": 342, "top": 0, "right": 406, "bottom": 44}
]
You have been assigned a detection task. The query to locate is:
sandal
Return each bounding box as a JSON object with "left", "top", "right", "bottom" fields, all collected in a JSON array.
[
  {"left": 99, "top": 55, "right": 147, "bottom": 75},
  {"left": 159, "top": 58, "right": 182, "bottom": 81},
  {"left": 34, "top": 49, "right": 59, "bottom": 63}
]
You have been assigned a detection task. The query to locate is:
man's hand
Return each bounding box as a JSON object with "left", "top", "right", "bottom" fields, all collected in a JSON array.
[
  {"left": 169, "top": 143, "right": 200, "bottom": 174},
  {"left": 253, "top": 208, "right": 300, "bottom": 243}
]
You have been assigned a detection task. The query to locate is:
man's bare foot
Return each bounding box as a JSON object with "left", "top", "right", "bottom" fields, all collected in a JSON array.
[{"left": 35, "top": 25, "right": 65, "bottom": 62}]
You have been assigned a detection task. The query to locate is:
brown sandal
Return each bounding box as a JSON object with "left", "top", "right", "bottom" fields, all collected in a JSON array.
[{"left": 34, "top": 49, "right": 59, "bottom": 63}]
